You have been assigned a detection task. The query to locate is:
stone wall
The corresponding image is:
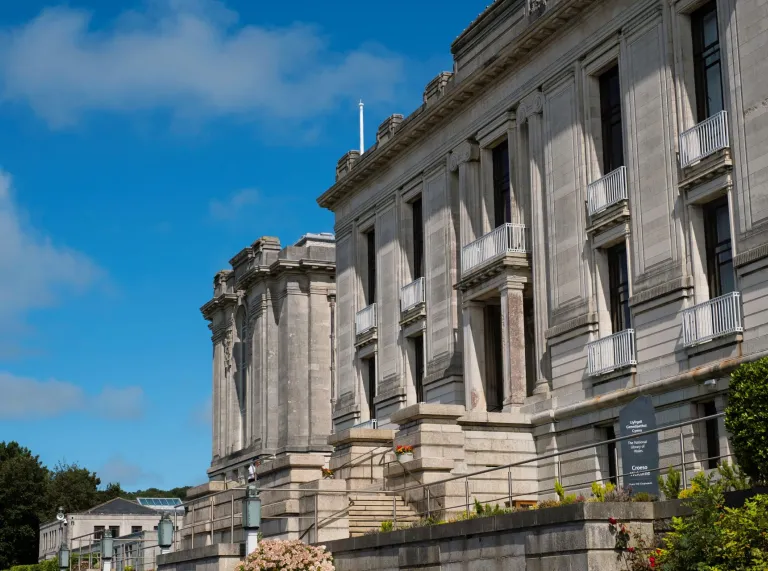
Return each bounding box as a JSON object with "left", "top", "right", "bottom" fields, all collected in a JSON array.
[{"left": 325, "top": 503, "right": 656, "bottom": 571}]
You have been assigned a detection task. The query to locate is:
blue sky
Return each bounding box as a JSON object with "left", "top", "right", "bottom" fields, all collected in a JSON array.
[{"left": 0, "top": 0, "right": 489, "bottom": 491}]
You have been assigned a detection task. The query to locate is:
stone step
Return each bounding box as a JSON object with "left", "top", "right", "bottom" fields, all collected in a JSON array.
[{"left": 347, "top": 492, "right": 421, "bottom": 536}]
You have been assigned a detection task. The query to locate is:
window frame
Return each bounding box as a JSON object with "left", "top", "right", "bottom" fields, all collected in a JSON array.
[{"left": 691, "top": 1, "right": 724, "bottom": 122}]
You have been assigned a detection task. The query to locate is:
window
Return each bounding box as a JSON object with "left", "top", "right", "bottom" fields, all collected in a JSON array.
[
  {"left": 692, "top": 1, "right": 724, "bottom": 121},
  {"left": 599, "top": 66, "right": 624, "bottom": 174},
  {"left": 364, "top": 357, "right": 377, "bottom": 421},
  {"left": 109, "top": 526, "right": 120, "bottom": 539},
  {"left": 485, "top": 304, "right": 504, "bottom": 412},
  {"left": 413, "top": 334, "right": 425, "bottom": 404},
  {"left": 702, "top": 400, "right": 720, "bottom": 469},
  {"left": 131, "top": 526, "right": 142, "bottom": 534},
  {"left": 412, "top": 197, "right": 424, "bottom": 280},
  {"left": 606, "top": 426, "right": 618, "bottom": 486},
  {"left": 704, "top": 197, "right": 734, "bottom": 297},
  {"left": 93, "top": 526, "right": 105, "bottom": 540},
  {"left": 608, "top": 243, "right": 631, "bottom": 332},
  {"left": 492, "top": 141, "right": 511, "bottom": 227},
  {"left": 366, "top": 229, "right": 376, "bottom": 305}
]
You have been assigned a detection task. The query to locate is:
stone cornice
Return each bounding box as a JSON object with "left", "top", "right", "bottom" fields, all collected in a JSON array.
[
  {"left": 316, "top": 0, "right": 597, "bottom": 211},
  {"left": 734, "top": 243, "right": 768, "bottom": 268},
  {"left": 629, "top": 276, "right": 693, "bottom": 309},
  {"left": 236, "top": 259, "right": 335, "bottom": 290},
  {"left": 545, "top": 311, "right": 598, "bottom": 340},
  {"left": 200, "top": 292, "right": 238, "bottom": 321}
]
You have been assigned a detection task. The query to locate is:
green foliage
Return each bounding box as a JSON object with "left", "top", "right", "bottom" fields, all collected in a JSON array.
[
  {"left": 658, "top": 467, "right": 682, "bottom": 500},
  {"left": 7, "top": 558, "right": 60, "bottom": 571},
  {"left": 591, "top": 481, "right": 616, "bottom": 502},
  {"left": 657, "top": 470, "right": 768, "bottom": 571},
  {"left": 604, "top": 486, "right": 633, "bottom": 502},
  {"left": 726, "top": 357, "right": 768, "bottom": 484},
  {"left": 716, "top": 461, "right": 751, "bottom": 491},
  {"left": 631, "top": 492, "right": 657, "bottom": 502},
  {"left": 554, "top": 479, "right": 566, "bottom": 501},
  {"left": 45, "top": 462, "right": 102, "bottom": 520},
  {"left": 0, "top": 442, "right": 49, "bottom": 569},
  {"left": 379, "top": 520, "right": 393, "bottom": 533}
]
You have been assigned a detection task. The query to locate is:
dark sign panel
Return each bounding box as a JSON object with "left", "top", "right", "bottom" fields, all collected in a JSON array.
[{"left": 619, "top": 395, "right": 660, "bottom": 497}]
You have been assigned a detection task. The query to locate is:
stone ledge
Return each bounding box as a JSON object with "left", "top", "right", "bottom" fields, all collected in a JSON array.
[
  {"left": 457, "top": 411, "right": 531, "bottom": 428},
  {"left": 685, "top": 332, "right": 742, "bottom": 357},
  {"left": 255, "top": 453, "right": 327, "bottom": 477},
  {"left": 734, "top": 242, "right": 768, "bottom": 269},
  {"left": 186, "top": 481, "right": 227, "bottom": 500},
  {"left": 262, "top": 499, "right": 300, "bottom": 518},
  {"left": 391, "top": 403, "right": 467, "bottom": 425},
  {"left": 157, "top": 543, "right": 242, "bottom": 566},
  {"left": 327, "top": 428, "right": 395, "bottom": 447},
  {"left": 322, "top": 502, "right": 657, "bottom": 552},
  {"left": 385, "top": 457, "right": 455, "bottom": 475},
  {"left": 629, "top": 276, "right": 693, "bottom": 309},
  {"left": 545, "top": 312, "right": 598, "bottom": 341}
]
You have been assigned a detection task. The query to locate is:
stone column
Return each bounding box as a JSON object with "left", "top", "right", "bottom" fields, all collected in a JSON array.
[
  {"left": 212, "top": 330, "right": 224, "bottom": 459},
  {"left": 280, "top": 280, "right": 310, "bottom": 450},
  {"left": 518, "top": 91, "right": 550, "bottom": 395},
  {"left": 501, "top": 280, "right": 526, "bottom": 407},
  {"left": 450, "top": 140, "right": 481, "bottom": 248},
  {"left": 462, "top": 301, "right": 486, "bottom": 411}
]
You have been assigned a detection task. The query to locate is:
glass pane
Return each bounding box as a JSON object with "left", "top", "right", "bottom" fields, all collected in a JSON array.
[
  {"left": 702, "top": 12, "right": 719, "bottom": 48},
  {"left": 719, "top": 259, "right": 735, "bottom": 295},
  {"left": 706, "top": 63, "right": 724, "bottom": 116}
]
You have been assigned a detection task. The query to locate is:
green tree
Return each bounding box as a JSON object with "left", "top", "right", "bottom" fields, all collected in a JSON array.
[
  {"left": 0, "top": 442, "right": 49, "bottom": 569},
  {"left": 96, "top": 482, "right": 126, "bottom": 504},
  {"left": 45, "top": 462, "right": 101, "bottom": 520},
  {"left": 726, "top": 357, "right": 768, "bottom": 484}
]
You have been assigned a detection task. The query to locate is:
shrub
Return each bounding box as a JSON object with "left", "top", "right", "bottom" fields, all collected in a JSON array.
[
  {"left": 591, "top": 481, "right": 616, "bottom": 502},
  {"left": 604, "top": 486, "right": 633, "bottom": 502},
  {"left": 726, "top": 357, "right": 768, "bottom": 484},
  {"left": 656, "top": 470, "right": 768, "bottom": 570},
  {"left": 379, "top": 520, "right": 394, "bottom": 532},
  {"left": 238, "top": 539, "right": 334, "bottom": 571},
  {"left": 658, "top": 467, "right": 682, "bottom": 500},
  {"left": 631, "top": 492, "right": 657, "bottom": 503},
  {"left": 717, "top": 460, "right": 751, "bottom": 491}
]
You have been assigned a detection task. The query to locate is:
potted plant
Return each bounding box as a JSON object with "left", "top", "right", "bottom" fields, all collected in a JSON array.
[
  {"left": 395, "top": 445, "right": 414, "bottom": 463},
  {"left": 322, "top": 468, "right": 334, "bottom": 479}
]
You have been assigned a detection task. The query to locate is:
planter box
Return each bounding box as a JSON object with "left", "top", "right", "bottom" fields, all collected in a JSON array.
[{"left": 397, "top": 453, "right": 414, "bottom": 463}]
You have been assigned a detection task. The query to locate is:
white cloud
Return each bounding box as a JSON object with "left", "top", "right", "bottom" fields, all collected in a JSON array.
[
  {"left": 0, "top": 0, "right": 404, "bottom": 128},
  {"left": 99, "top": 456, "right": 161, "bottom": 486},
  {"left": 209, "top": 188, "right": 259, "bottom": 221},
  {"left": 0, "top": 170, "right": 102, "bottom": 333},
  {"left": 0, "top": 372, "right": 146, "bottom": 420}
]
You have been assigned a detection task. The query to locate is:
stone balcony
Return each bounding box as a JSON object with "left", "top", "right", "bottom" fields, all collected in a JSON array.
[
  {"left": 586, "top": 329, "right": 636, "bottom": 377},
  {"left": 355, "top": 303, "right": 377, "bottom": 347},
  {"left": 400, "top": 277, "right": 426, "bottom": 326},
  {"left": 682, "top": 292, "right": 743, "bottom": 348},
  {"left": 457, "top": 223, "right": 531, "bottom": 290}
]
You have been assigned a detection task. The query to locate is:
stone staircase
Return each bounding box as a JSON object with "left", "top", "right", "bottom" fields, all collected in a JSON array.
[{"left": 348, "top": 492, "right": 421, "bottom": 536}]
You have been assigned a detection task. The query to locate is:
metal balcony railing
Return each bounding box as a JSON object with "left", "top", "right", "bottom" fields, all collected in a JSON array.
[
  {"left": 679, "top": 111, "right": 729, "bottom": 168},
  {"left": 587, "top": 166, "right": 628, "bottom": 216},
  {"left": 355, "top": 303, "right": 377, "bottom": 335},
  {"left": 586, "top": 329, "right": 636, "bottom": 377},
  {"left": 351, "top": 419, "right": 378, "bottom": 430},
  {"left": 682, "top": 292, "right": 742, "bottom": 347},
  {"left": 400, "top": 277, "right": 425, "bottom": 313},
  {"left": 461, "top": 223, "right": 530, "bottom": 275}
]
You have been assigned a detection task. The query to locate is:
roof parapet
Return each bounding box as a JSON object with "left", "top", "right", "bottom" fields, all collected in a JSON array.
[
  {"left": 423, "top": 72, "right": 454, "bottom": 105},
  {"left": 376, "top": 114, "right": 404, "bottom": 146},
  {"left": 336, "top": 150, "right": 361, "bottom": 182}
]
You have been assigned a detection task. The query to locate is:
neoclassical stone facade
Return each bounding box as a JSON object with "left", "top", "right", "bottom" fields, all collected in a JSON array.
[
  {"left": 201, "top": 233, "right": 336, "bottom": 481},
  {"left": 318, "top": 0, "right": 768, "bottom": 509}
]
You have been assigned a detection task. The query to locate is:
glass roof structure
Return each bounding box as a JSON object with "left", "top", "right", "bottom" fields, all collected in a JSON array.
[{"left": 136, "top": 498, "right": 184, "bottom": 511}]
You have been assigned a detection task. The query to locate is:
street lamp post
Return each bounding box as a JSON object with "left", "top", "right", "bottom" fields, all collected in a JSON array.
[
  {"left": 56, "top": 508, "right": 69, "bottom": 571},
  {"left": 100, "top": 530, "right": 114, "bottom": 571},
  {"left": 241, "top": 485, "right": 261, "bottom": 555},
  {"left": 157, "top": 513, "right": 174, "bottom": 556}
]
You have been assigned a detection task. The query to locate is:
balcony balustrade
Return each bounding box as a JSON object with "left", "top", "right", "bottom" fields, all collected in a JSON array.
[
  {"left": 679, "top": 111, "right": 729, "bottom": 168},
  {"left": 586, "top": 329, "right": 636, "bottom": 377},
  {"left": 587, "top": 166, "right": 628, "bottom": 216},
  {"left": 400, "top": 277, "right": 425, "bottom": 313},
  {"left": 355, "top": 303, "right": 377, "bottom": 336},
  {"left": 461, "top": 223, "right": 530, "bottom": 275},
  {"left": 682, "top": 292, "right": 742, "bottom": 347}
]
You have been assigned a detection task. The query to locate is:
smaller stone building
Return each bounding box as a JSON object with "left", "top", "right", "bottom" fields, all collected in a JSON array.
[{"left": 39, "top": 498, "right": 164, "bottom": 561}]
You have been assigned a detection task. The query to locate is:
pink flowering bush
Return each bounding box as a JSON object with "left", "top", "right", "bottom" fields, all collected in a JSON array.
[{"left": 239, "top": 539, "right": 335, "bottom": 571}]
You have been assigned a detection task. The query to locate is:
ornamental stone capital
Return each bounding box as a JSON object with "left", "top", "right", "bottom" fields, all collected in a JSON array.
[
  {"left": 449, "top": 141, "right": 480, "bottom": 172},
  {"left": 517, "top": 90, "right": 544, "bottom": 124}
]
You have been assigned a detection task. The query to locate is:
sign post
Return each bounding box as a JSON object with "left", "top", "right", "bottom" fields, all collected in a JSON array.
[{"left": 619, "top": 395, "right": 660, "bottom": 497}]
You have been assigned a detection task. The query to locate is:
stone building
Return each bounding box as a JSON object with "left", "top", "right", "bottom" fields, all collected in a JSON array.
[
  {"left": 201, "top": 233, "right": 336, "bottom": 481},
  {"left": 318, "top": 0, "right": 768, "bottom": 510}
]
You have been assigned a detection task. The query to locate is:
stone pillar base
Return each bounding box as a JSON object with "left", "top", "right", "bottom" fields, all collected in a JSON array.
[
  {"left": 327, "top": 428, "right": 395, "bottom": 490},
  {"left": 389, "top": 404, "right": 466, "bottom": 519}
]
